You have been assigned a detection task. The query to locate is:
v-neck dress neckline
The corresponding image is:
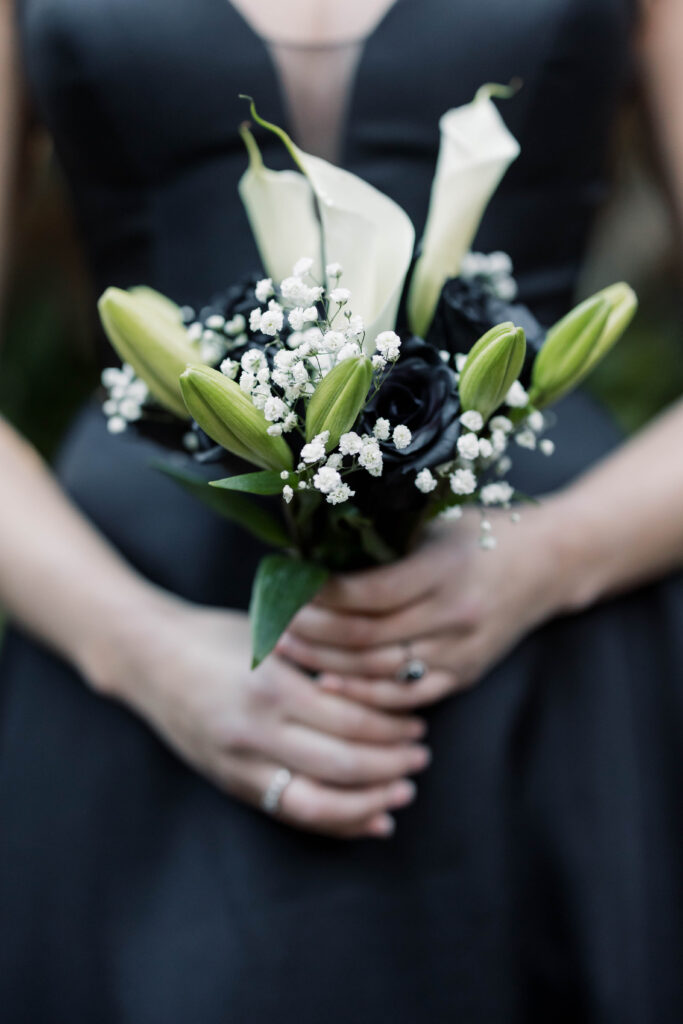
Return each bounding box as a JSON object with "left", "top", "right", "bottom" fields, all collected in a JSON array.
[{"left": 221, "top": 0, "right": 411, "bottom": 163}]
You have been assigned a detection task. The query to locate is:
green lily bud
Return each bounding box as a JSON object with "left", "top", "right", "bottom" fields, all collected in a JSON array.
[
  {"left": 305, "top": 356, "right": 373, "bottom": 450},
  {"left": 459, "top": 321, "right": 526, "bottom": 421},
  {"left": 128, "top": 286, "right": 184, "bottom": 325},
  {"left": 530, "top": 282, "right": 636, "bottom": 408},
  {"left": 180, "top": 365, "right": 292, "bottom": 472},
  {"left": 98, "top": 286, "right": 198, "bottom": 419}
]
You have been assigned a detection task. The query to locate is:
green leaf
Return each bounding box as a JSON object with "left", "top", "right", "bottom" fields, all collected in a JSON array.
[
  {"left": 250, "top": 553, "right": 329, "bottom": 667},
  {"left": 209, "top": 470, "right": 286, "bottom": 496},
  {"left": 153, "top": 461, "right": 290, "bottom": 548},
  {"left": 337, "top": 507, "right": 397, "bottom": 563}
]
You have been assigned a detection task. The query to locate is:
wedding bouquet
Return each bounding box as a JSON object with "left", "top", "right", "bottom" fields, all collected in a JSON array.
[{"left": 98, "top": 89, "right": 637, "bottom": 666}]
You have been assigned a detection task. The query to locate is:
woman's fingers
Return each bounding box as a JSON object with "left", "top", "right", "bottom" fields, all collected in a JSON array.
[
  {"left": 225, "top": 756, "right": 418, "bottom": 839},
  {"left": 288, "top": 679, "right": 428, "bottom": 744},
  {"left": 318, "top": 669, "right": 457, "bottom": 710},
  {"left": 315, "top": 549, "right": 441, "bottom": 614},
  {"left": 286, "top": 597, "right": 444, "bottom": 651},
  {"left": 276, "top": 630, "right": 407, "bottom": 678},
  {"left": 280, "top": 775, "right": 417, "bottom": 839},
  {"left": 258, "top": 720, "right": 431, "bottom": 786}
]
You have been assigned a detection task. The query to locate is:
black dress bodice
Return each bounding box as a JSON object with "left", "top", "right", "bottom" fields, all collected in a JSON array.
[{"left": 18, "top": 0, "right": 634, "bottom": 335}]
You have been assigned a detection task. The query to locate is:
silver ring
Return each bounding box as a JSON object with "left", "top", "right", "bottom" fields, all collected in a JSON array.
[
  {"left": 261, "top": 768, "right": 293, "bottom": 815},
  {"left": 397, "top": 656, "right": 427, "bottom": 682}
]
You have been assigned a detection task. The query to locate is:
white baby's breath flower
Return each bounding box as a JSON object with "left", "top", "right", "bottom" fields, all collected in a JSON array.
[
  {"left": 415, "top": 468, "right": 437, "bottom": 493},
  {"left": 183, "top": 431, "right": 200, "bottom": 452},
  {"left": 186, "top": 322, "right": 203, "bottom": 343},
  {"left": 267, "top": 423, "right": 283, "bottom": 436},
  {"left": 281, "top": 277, "right": 321, "bottom": 306},
  {"left": 515, "top": 428, "right": 536, "bottom": 449},
  {"left": 280, "top": 470, "right": 290, "bottom": 480},
  {"left": 491, "top": 429, "right": 508, "bottom": 455},
  {"left": 313, "top": 466, "right": 342, "bottom": 494},
  {"left": 326, "top": 262, "right": 343, "bottom": 278},
  {"left": 479, "top": 534, "right": 498, "bottom": 550},
  {"left": 249, "top": 308, "right": 264, "bottom": 331},
  {"left": 460, "top": 410, "right": 484, "bottom": 432},
  {"left": 206, "top": 314, "right": 225, "bottom": 331},
  {"left": 372, "top": 354, "right": 387, "bottom": 371},
  {"left": 455, "top": 353, "right": 468, "bottom": 372},
  {"left": 373, "top": 418, "right": 391, "bottom": 441},
  {"left": 375, "top": 330, "right": 401, "bottom": 361},
  {"left": 339, "top": 431, "right": 363, "bottom": 456},
  {"left": 321, "top": 330, "right": 345, "bottom": 352},
  {"left": 107, "top": 415, "right": 127, "bottom": 434},
  {"left": 393, "top": 425, "right": 412, "bottom": 450},
  {"left": 301, "top": 431, "right": 329, "bottom": 464},
  {"left": 200, "top": 333, "right": 227, "bottom": 363},
  {"left": 489, "top": 415, "right": 513, "bottom": 433},
  {"left": 527, "top": 410, "right": 545, "bottom": 433},
  {"left": 496, "top": 455, "right": 513, "bottom": 476},
  {"left": 274, "top": 349, "right": 296, "bottom": 369},
  {"left": 326, "top": 452, "right": 343, "bottom": 469},
  {"left": 327, "top": 483, "right": 355, "bottom": 505},
  {"left": 359, "top": 438, "right": 383, "bottom": 476},
  {"left": 241, "top": 349, "right": 266, "bottom": 373},
  {"left": 337, "top": 342, "right": 361, "bottom": 361},
  {"left": 539, "top": 438, "right": 555, "bottom": 456},
  {"left": 226, "top": 314, "right": 246, "bottom": 336},
  {"left": 264, "top": 396, "right": 288, "bottom": 422},
  {"left": 329, "top": 287, "right": 351, "bottom": 304},
  {"left": 259, "top": 309, "right": 284, "bottom": 336},
  {"left": 505, "top": 381, "right": 529, "bottom": 408},
  {"left": 440, "top": 504, "right": 463, "bottom": 520},
  {"left": 256, "top": 366, "right": 271, "bottom": 385},
  {"left": 118, "top": 397, "right": 142, "bottom": 422},
  {"left": 220, "top": 357, "right": 239, "bottom": 379},
  {"left": 293, "top": 257, "right": 314, "bottom": 277},
  {"left": 457, "top": 433, "right": 480, "bottom": 461},
  {"left": 239, "top": 371, "right": 256, "bottom": 393},
  {"left": 450, "top": 468, "right": 477, "bottom": 495},
  {"left": 478, "top": 438, "right": 494, "bottom": 459},
  {"left": 255, "top": 278, "right": 274, "bottom": 303},
  {"left": 282, "top": 484, "right": 294, "bottom": 503},
  {"left": 480, "top": 481, "right": 514, "bottom": 506},
  {"left": 288, "top": 307, "right": 307, "bottom": 331},
  {"left": 250, "top": 384, "right": 270, "bottom": 410},
  {"left": 345, "top": 314, "right": 365, "bottom": 337},
  {"left": 283, "top": 412, "right": 298, "bottom": 433}
]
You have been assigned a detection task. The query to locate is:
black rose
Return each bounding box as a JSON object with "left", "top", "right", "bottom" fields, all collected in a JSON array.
[
  {"left": 358, "top": 336, "right": 461, "bottom": 478},
  {"left": 426, "top": 276, "right": 546, "bottom": 386}
]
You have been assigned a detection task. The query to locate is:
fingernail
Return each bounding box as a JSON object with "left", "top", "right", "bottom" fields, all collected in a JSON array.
[
  {"left": 407, "top": 719, "right": 428, "bottom": 739},
  {"left": 410, "top": 746, "right": 432, "bottom": 771},
  {"left": 319, "top": 674, "right": 342, "bottom": 691},
  {"left": 370, "top": 814, "right": 395, "bottom": 837},
  {"left": 389, "top": 780, "right": 417, "bottom": 806}
]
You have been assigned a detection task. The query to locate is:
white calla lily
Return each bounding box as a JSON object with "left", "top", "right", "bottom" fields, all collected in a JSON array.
[
  {"left": 407, "top": 85, "right": 521, "bottom": 338},
  {"left": 238, "top": 101, "right": 415, "bottom": 348}
]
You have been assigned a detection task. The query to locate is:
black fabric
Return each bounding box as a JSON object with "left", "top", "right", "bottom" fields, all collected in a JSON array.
[{"left": 2, "top": 1, "right": 683, "bottom": 1021}]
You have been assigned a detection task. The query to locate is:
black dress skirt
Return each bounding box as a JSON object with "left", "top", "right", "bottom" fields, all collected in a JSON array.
[{"left": 2, "top": 1, "right": 682, "bottom": 1021}]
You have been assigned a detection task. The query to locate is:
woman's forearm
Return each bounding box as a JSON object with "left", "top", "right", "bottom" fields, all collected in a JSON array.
[
  {"left": 0, "top": 416, "right": 171, "bottom": 690},
  {"left": 549, "top": 398, "right": 683, "bottom": 611}
]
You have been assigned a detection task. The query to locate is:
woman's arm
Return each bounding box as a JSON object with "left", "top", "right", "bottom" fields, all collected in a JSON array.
[{"left": 0, "top": 1, "right": 427, "bottom": 837}]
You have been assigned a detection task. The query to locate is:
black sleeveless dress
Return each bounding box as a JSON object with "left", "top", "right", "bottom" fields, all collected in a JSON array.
[{"left": 2, "top": 1, "right": 683, "bottom": 1021}]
